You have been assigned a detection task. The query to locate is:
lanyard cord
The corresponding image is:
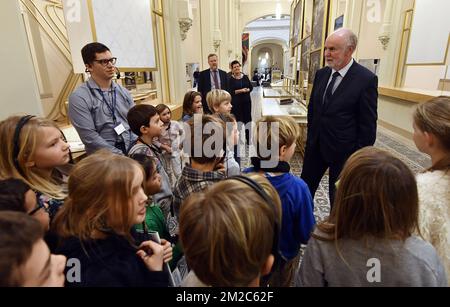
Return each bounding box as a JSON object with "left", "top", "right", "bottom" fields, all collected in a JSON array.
[{"left": 87, "top": 82, "right": 118, "bottom": 124}]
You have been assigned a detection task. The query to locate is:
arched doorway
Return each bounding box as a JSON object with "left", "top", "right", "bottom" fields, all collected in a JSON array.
[{"left": 242, "top": 15, "right": 290, "bottom": 77}]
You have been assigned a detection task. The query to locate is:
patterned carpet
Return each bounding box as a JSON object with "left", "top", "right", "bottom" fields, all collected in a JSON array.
[
  {"left": 242, "top": 130, "right": 430, "bottom": 223},
  {"left": 244, "top": 87, "right": 431, "bottom": 223}
]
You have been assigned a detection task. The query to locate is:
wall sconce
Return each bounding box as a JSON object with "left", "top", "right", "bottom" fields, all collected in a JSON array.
[
  {"left": 378, "top": 34, "right": 390, "bottom": 50},
  {"left": 177, "top": 0, "right": 193, "bottom": 41},
  {"left": 179, "top": 18, "right": 193, "bottom": 41},
  {"left": 213, "top": 29, "right": 222, "bottom": 52}
]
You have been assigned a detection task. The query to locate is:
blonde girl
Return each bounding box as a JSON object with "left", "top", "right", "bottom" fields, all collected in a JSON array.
[
  {"left": 0, "top": 115, "right": 71, "bottom": 219},
  {"left": 54, "top": 150, "right": 172, "bottom": 287}
]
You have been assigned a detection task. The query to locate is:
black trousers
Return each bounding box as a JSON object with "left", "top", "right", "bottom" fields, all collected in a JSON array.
[{"left": 300, "top": 144, "right": 348, "bottom": 210}]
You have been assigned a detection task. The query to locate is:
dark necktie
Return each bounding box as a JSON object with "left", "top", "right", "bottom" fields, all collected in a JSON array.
[
  {"left": 212, "top": 70, "right": 220, "bottom": 89},
  {"left": 323, "top": 71, "right": 341, "bottom": 106}
]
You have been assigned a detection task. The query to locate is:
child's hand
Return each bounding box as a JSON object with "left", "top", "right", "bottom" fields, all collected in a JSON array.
[
  {"left": 160, "top": 239, "right": 173, "bottom": 263},
  {"left": 136, "top": 240, "right": 164, "bottom": 271},
  {"left": 161, "top": 144, "right": 172, "bottom": 154}
]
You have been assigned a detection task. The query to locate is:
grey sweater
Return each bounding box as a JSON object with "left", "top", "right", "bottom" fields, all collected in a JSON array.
[{"left": 297, "top": 230, "right": 447, "bottom": 287}]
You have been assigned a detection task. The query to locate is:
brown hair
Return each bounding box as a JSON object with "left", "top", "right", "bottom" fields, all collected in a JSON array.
[
  {"left": 0, "top": 211, "right": 44, "bottom": 286},
  {"left": 208, "top": 53, "right": 218, "bottom": 60},
  {"left": 0, "top": 179, "right": 30, "bottom": 213},
  {"left": 414, "top": 96, "right": 450, "bottom": 171},
  {"left": 180, "top": 174, "right": 281, "bottom": 287},
  {"left": 0, "top": 116, "right": 65, "bottom": 199},
  {"left": 53, "top": 150, "right": 143, "bottom": 243},
  {"left": 254, "top": 116, "right": 300, "bottom": 159},
  {"left": 127, "top": 104, "right": 158, "bottom": 136},
  {"left": 185, "top": 115, "right": 226, "bottom": 164},
  {"left": 155, "top": 104, "right": 170, "bottom": 115},
  {"left": 316, "top": 147, "right": 420, "bottom": 245},
  {"left": 182, "top": 91, "right": 202, "bottom": 117}
]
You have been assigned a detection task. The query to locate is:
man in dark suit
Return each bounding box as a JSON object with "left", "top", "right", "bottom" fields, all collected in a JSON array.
[
  {"left": 301, "top": 28, "right": 378, "bottom": 208},
  {"left": 197, "top": 53, "right": 229, "bottom": 113}
]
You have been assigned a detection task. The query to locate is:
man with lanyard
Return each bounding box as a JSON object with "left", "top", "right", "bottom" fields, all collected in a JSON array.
[{"left": 69, "top": 42, "right": 136, "bottom": 155}]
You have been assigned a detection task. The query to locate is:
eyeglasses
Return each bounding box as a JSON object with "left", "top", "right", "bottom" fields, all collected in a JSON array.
[
  {"left": 28, "top": 192, "right": 50, "bottom": 216},
  {"left": 93, "top": 57, "right": 117, "bottom": 66}
]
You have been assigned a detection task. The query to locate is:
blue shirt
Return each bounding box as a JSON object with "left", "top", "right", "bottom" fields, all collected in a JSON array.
[
  {"left": 68, "top": 78, "right": 137, "bottom": 155},
  {"left": 244, "top": 168, "right": 316, "bottom": 260}
]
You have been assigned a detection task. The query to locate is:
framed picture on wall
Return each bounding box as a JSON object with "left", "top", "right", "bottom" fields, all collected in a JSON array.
[
  {"left": 286, "top": 57, "right": 297, "bottom": 80},
  {"left": 290, "top": 0, "right": 295, "bottom": 48},
  {"left": 308, "top": 49, "right": 322, "bottom": 84},
  {"left": 292, "top": 0, "right": 303, "bottom": 47},
  {"left": 303, "top": 0, "right": 314, "bottom": 38},
  {"left": 311, "top": 0, "right": 328, "bottom": 51},
  {"left": 300, "top": 36, "right": 311, "bottom": 72},
  {"left": 334, "top": 14, "right": 344, "bottom": 30}
]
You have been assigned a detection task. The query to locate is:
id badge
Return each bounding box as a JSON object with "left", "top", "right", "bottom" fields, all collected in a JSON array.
[{"left": 114, "top": 123, "right": 126, "bottom": 136}]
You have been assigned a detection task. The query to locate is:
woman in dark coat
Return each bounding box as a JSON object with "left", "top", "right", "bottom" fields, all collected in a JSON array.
[{"left": 229, "top": 60, "right": 253, "bottom": 127}]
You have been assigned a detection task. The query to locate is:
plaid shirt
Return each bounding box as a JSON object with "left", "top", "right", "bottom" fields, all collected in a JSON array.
[{"left": 172, "top": 165, "right": 225, "bottom": 216}]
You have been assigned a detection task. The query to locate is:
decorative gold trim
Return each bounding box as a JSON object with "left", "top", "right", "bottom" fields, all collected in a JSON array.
[
  {"left": 152, "top": 9, "right": 163, "bottom": 17},
  {"left": 292, "top": 0, "right": 305, "bottom": 48},
  {"left": 327, "top": 0, "right": 334, "bottom": 36},
  {"left": 45, "top": 3, "right": 67, "bottom": 41},
  {"left": 19, "top": 0, "right": 70, "bottom": 56},
  {"left": 87, "top": 0, "right": 98, "bottom": 42},
  {"left": 308, "top": 0, "right": 330, "bottom": 84},
  {"left": 395, "top": 7, "right": 414, "bottom": 87},
  {"left": 290, "top": 0, "right": 296, "bottom": 51},
  {"left": 405, "top": 35, "right": 450, "bottom": 66},
  {"left": 379, "top": 86, "right": 440, "bottom": 104},
  {"left": 119, "top": 68, "right": 159, "bottom": 73},
  {"left": 404, "top": 0, "right": 450, "bottom": 66},
  {"left": 378, "top": 120, "right": 413, "bottom": 141},
  {"left": 300, "top": 34, "right": 312, "bottom": 44},
  {"left": 158, "top": 0, "right": 171, "bottom": 102}
]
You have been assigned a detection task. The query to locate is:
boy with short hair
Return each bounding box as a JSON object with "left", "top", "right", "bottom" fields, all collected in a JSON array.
[
  {"left": 127, "top": 104, "right": 173, "bottom": 219},
  {"left": 0, "top": 211, "right": 67, "bottom": 286},
  {"left": 172, "top": 115, "right": 227, "bottom": 219},
  {"left": 206, "top": 89, "right": 232, "bottom": 115},
  {"left": 245, "top": 115, "right": 316, "bottom": 287}
]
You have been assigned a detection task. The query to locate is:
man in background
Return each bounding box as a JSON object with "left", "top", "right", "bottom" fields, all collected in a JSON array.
[{"left": 197, "top": 54, "right": 229, "bottom": 114}]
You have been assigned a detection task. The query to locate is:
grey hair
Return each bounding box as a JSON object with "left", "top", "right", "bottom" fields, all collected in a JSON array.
[
  {"left": 332, "top": 28, "right": 358, "bottom": 50},
  {"left": 346, "top": 31, "right": 358, "bottom": 49}
]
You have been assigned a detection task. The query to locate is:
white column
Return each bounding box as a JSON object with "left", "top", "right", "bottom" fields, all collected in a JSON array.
[
  {"left": 199, "top": 0, "right": 214, "bottom": 69},
  {"left": 212, "top": 0, "right": 223, "bottom": 67},
  {"left": 378, "top": 0, "right": 409, "bottom": 86},
  {"left": 163, "top": 0, "right": 188, "bottom": 103},
  {"left": 378, "top": 0, "right": 394, "bottom": 51},
  {"left": 0, "top": 0, "right": 42, "bottom": 119},
  {"left": 345, "top": 0, "right": 365, "bottom": 59}
]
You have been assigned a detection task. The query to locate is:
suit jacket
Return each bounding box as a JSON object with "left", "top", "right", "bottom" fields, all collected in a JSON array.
[
  {"left": 306, "top": 61, "right": 378, "bottom": 163},
  {"left": 197, "top": 69, "right": 229, "bottom": 113}
]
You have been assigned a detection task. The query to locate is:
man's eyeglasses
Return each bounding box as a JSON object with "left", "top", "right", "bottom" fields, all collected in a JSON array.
[
  {"left": 28, "top": 193, "right": 50, "bottom": 216},
  {"left": 93, "top": 57, "right": 117, "bottom": 66}
]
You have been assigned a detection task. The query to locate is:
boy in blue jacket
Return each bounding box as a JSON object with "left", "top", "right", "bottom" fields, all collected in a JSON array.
[{"left": 245, "top": 115, "right": 315, "bottom": 287}]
